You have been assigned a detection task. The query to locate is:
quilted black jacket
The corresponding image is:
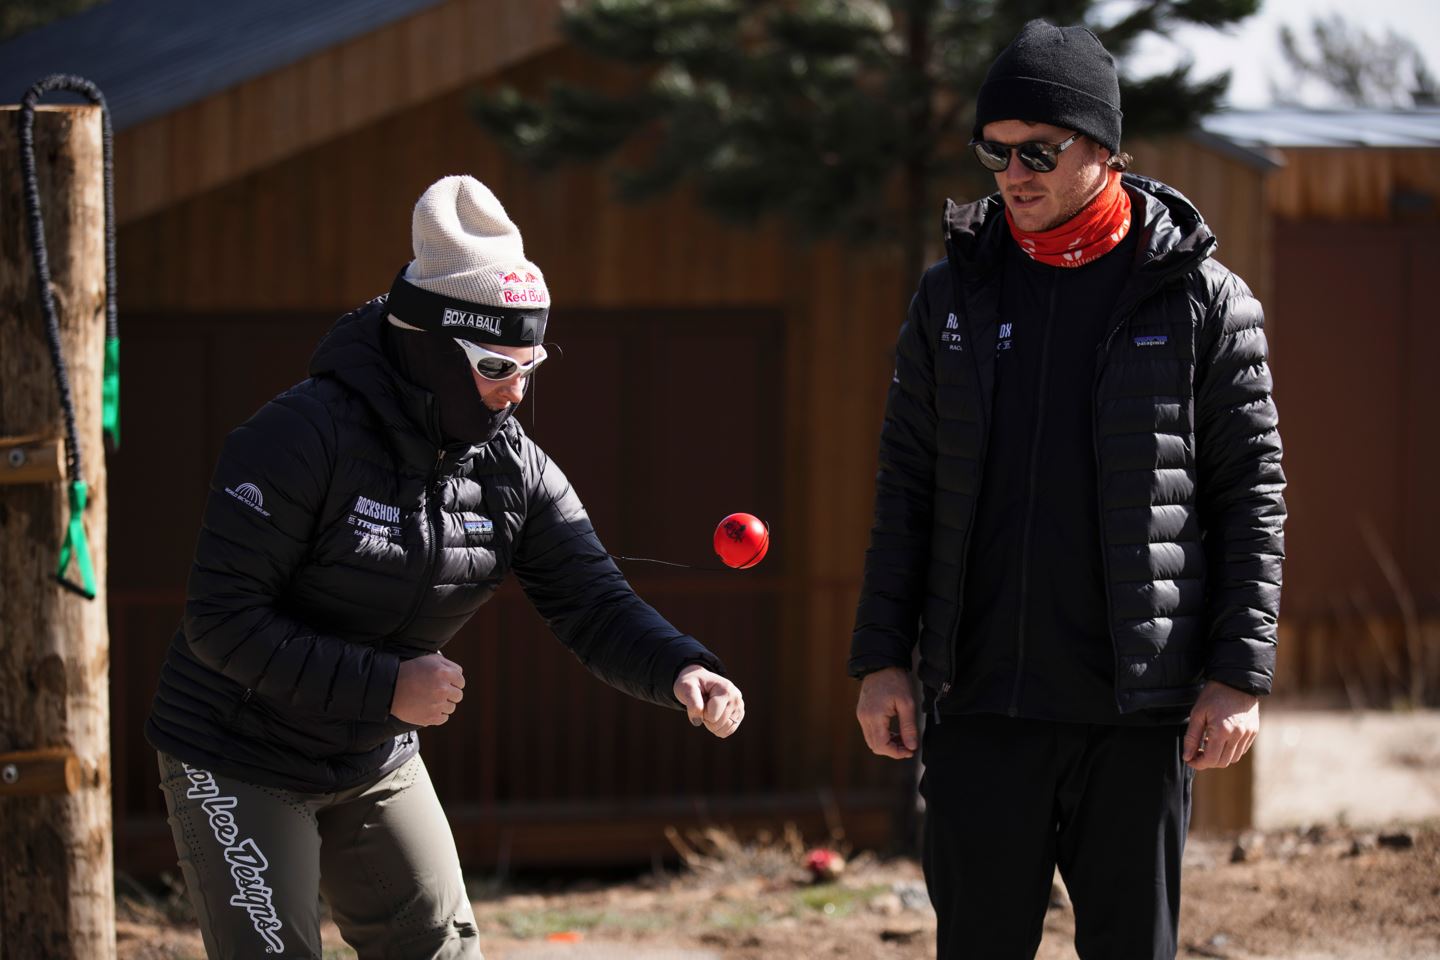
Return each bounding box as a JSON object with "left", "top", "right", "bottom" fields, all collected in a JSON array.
[
  {"left": 147, "top": 299, "right": 723, "bottom": 792},
  {"left": 850, "top": 175, "right": 1287, "bottom": 714}
]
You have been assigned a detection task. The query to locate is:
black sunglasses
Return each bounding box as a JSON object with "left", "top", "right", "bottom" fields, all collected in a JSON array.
[{"left": 970, "top": 132, "right": 1083, "bottom": 173}]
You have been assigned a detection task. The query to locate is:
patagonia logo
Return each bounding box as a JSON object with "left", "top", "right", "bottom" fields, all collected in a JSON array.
[
  {"left": 464, "top": 517, "right": 494, "bottom": 541},
  {"left": 1134, "top": 335, "right": 1168, "bottom": 348}
]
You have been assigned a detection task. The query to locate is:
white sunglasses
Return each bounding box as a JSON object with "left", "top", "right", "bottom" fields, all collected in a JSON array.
[{"left": 453, "top": 339, "right": 548, "bottom": 381}]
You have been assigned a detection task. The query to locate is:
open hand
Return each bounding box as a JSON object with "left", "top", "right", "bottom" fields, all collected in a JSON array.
[
  {"left": 1183, "top": 680, "right": 1259, "bottom": 770},
  {"left": 856, "top": 666, "right": 918, "bottom": 759},
  {"left": 674, "top": 664, "right": 745, "bottom": 739},
  {"left": 391, "top": 653, "right": 465, "bottom": 726}
]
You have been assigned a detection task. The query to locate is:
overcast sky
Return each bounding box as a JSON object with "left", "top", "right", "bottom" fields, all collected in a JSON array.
[{"left": 1123, "top": 0, "right": 1440, "bottom": 107}]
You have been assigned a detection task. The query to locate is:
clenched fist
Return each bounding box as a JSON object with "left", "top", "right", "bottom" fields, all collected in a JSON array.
[
  {"left": 674, "top": 664, "right": 745, "bottom": 739},
  {"left": 391, "top": 653, "right": 465, "bottom": 726}
]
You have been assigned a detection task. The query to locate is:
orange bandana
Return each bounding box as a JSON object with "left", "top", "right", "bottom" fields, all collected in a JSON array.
[{"left": 1006, "top": 170, "right": 1132, "bottom": 268}]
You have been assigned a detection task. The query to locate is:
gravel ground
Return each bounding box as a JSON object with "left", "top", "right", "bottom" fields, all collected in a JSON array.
[{"left": 115, "top": 707, "right": 1440, "bottom": 960}]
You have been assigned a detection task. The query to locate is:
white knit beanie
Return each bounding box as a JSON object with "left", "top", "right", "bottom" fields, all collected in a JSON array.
[{"left": 386, "top": 176, "right": 549, "bottom": 345}]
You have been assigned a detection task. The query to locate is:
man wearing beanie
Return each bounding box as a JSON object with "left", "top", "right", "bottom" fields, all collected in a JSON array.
[
  {"left": 146, "top": 176, "right": 745, "bottom": 959},
  {"left": 851, "top": 20, "right": 1286, "bottom": 960}
]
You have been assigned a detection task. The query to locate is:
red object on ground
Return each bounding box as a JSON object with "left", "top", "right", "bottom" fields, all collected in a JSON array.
[
  {"left": 713, "top": 513, "right": 770, "bottom": 569},
  {"left": 546, "top": 931, "right": 584, "bottom": 943},
  {"left": 805, "top": 847, "right": 846, "bottom": 881}
]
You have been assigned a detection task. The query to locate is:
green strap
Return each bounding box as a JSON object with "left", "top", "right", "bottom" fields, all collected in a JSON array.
[
  {"left": 102, "top": 336, "right": 120, "bottom": 448},
  {"left": 57, "top": 480, "right": 97, "bottom": 599}
]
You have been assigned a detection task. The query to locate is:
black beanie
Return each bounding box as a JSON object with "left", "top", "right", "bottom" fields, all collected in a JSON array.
[{"left": 972, "top": 19, "right": 1122, "bottom": 154}]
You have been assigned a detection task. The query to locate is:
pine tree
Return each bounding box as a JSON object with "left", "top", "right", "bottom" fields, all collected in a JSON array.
[
  {"left": 1275, "top": 14, "right": 1438, "bottom": 109},
  {"left": 0, "top": 0, "right": 106, "bottom": 42},
  {"left": 475, "top": 0, "right": 1257, "bottom": 278}
]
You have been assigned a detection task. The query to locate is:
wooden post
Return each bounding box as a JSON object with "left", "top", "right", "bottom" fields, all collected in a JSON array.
[{"left": 0, "top": 104, "right": 116, "bottom": 960}]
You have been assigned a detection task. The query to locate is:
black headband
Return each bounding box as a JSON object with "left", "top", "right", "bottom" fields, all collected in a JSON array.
[{"left": 386, "top": 268, "right": 547, "bottom": 346}]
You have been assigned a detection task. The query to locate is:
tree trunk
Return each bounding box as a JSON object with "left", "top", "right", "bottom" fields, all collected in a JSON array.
[{"left": 0, "top": 103, "right": 116, "bottom": 960}]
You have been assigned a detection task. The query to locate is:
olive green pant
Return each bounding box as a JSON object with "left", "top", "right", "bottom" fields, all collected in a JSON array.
[{"left": 157, "top": 751, "right": 481, "bottom": 959}]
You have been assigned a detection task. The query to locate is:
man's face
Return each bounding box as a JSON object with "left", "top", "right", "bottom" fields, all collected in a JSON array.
[
  {"left": 470, "top": 342, "right": 542, "bottom": 411},
  {"left": 981, "top": 119, "right": 1111, "bottom": 233}
]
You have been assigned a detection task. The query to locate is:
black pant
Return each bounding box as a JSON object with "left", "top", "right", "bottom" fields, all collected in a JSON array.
[{"left": 920, "top": 714, "right": 1191, "bottom": 960}]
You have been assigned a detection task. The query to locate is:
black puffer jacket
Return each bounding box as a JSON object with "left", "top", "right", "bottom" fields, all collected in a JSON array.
[
  {"left": 147, "top": 299, "right": 723, "bottom": 792},
  {"left": 850, "top": 175, "right": 1286, "bottom": 714}
]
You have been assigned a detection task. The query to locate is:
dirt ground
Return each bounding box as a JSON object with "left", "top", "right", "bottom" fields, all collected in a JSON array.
[{"left": 115, "top": 709, "right": 1440, "bottom": 960}]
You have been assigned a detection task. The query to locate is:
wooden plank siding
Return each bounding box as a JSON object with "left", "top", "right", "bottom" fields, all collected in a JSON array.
[
  {"left": 1269, "top": 147, "right": 1440, "bottom": 222},
  {"left": 107, "top": 34, "right": 1358, "bottom": 868},
  {"left": 113, "top": 0, "right": 564, "bottom": 225},
  {"left": 112, "top": 43, "right": 912, "bottom": 872},
  {"left": 1127, "top": 137, "right": 1273, "bottom": 312},
  {"left": 1266, "top": 219, "right": 1440, "bottom": 706},
  {"left": 1260, "top": 149, "right": 1440, "bottom": 705}
]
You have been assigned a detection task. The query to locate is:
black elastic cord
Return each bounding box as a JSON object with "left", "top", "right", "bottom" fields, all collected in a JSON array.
[
  {"left": 19, "top": 74, "right": 117, "bottom": 599},
  {"left": 19, "top": 74, "right": 117, "bottom": 475}
]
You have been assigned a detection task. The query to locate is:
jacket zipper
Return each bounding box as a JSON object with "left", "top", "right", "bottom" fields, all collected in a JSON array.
[
  {"left": 386, "top": 448, "right": 445, "bottom": 651},
  {"left": 1007, "top": 279, "right": 1059, "bottom": 717},
  {"left": 1093, "top": 310, "right": 1136, "bottom": 714},
  {"left": 934, "top": 243, "right": 988, "bottom": 726}
]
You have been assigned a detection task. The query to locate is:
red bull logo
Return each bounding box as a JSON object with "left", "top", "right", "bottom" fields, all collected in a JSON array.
[{"left": 495, "top": 266, "right": 548, "bottom": 305}]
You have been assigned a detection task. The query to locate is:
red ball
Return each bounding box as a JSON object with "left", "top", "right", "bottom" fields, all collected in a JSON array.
[{"left": 713, "top": 513, "right": 770, "bottom": 569}]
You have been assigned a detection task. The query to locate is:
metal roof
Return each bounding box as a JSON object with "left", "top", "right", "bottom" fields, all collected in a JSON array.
[
  {"left": 6, "top": 5, "right": 1440, "bottom": 156},
  {"left": 0, "top": 0, "right": 449, "bottom": 130},
  {"left": 1199, "top": 108, "right": 1440, "bottom": 149}
]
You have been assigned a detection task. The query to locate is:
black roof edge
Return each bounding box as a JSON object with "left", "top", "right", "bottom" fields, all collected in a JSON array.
[{"left": 1188, "top": 129, "right": 1287, "bottom": 171}]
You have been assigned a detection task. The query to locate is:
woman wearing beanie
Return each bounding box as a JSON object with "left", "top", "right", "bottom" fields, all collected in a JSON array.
[
  {"left": 851, "top": 19, "right": 1285, "bottom": 960},
  {"left": 145, "top": 175, "right": 744, "bottom": 959}
]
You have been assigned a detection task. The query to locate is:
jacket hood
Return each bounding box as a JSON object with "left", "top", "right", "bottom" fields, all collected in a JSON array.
[
  {"left": 942, "top": 173, "right": 1217, "bottom": 290},
  {"left": 306, "top": 297, "right": 499, "bottom": 461},
  {"left": 308, "top": 297, "right": 433, "bottom": 438}
]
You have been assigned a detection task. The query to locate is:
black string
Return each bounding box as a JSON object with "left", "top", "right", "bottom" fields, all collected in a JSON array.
[
  {"left": 609, "top": 554, "right": 702, "bottom": 569},
  {"left": 516, "top": 342, "right": 745, "bottom": 572},
  {"left": 18, "top": 74, "right": 117, "bottom": 479}
]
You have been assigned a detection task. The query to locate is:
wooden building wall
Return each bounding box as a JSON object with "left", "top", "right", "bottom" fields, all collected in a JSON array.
[
  {"left": 1267, "top": 219, "right": 1440, "bottom": 702},
  {"left": 104, "top": 47, "right": 1301, "bottom": 870},
  {"left": 111, "top": 48, "right": 910, "bottom": 872},
  {"left": 1263, "top": 146, "right": 1440, "bottom": 704},
  {"left": 1268, "top": 147, "right": 1440, "bottom": 222},
  {"left": 1127, "top": 136, "right": 1273, "bottom": 310},
  {"left": 113, "top": 0, "right": 565, "bottom": 225},
  {"left": 1127, "top": 137, "right": 1440, "bottom": 708}
]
